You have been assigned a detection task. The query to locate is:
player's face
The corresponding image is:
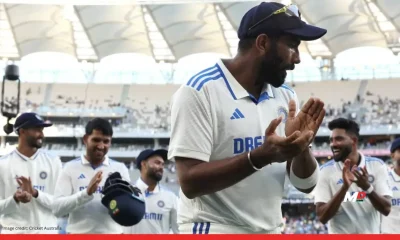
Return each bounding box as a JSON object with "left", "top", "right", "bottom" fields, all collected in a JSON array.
[
  {"left": 144, "top": 155, "right": 164, "bottom": 182},
  {"left": 23, "top": 127, "right": 45, "bottom": 148},
  {"left": 329, "top": 129, "right": 355, "bottom": 162},
  {"left": 84, "top": 130, "right": 111, "bottom": 162},
  {"left": 391, "top": 149, "right": 400, "bottom": 164},
  {"left": 258, "top": 35, "right": 300, "bottom": 88}
]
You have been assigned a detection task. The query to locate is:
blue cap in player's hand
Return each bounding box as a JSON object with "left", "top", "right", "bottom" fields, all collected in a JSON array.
[{"left": 101, "top": 172, "right": 145, "bottom": 227}]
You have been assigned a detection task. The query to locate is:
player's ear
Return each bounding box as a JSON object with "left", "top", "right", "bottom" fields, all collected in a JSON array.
[
  {"left": 141, "top": 160, "right": 147, "bottom": 171},
  {"left": 255, "top": 34, "right": 270, "bottom": 55},
  {"left": 83, "top": 134, "right": 88, "bottom": 145}
]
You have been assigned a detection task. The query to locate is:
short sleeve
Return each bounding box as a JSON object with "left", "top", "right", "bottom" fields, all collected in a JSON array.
[
  {"left": 374, "top": 164, "right": 392, "bottom": 198},
  {"left": 313, "top": 169, "right": 332, "bottom": 204},
  {"left": 168, "top": 86, "right": 213, "bottom": 162}
]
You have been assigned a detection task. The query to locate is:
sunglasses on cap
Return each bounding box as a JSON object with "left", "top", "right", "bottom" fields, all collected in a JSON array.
[{"left": 248, "top": 4, "right": 301, "bottom": 31}]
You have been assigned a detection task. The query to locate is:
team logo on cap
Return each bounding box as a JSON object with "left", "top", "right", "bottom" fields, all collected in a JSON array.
[
  {"left": 368, "top": 174, "right": 375, "bottom": 183},
  {"left": 277, "top": 106, "right": 288, "bottom": 123},
  {"left": 35, "top": 114, "right": 43, "bottom": 121},
  {"left": 157, "top": 200, "right": 165, "bottom": 208},
  {"left": 109, "top": 200, "right": 117, "bottom": 210},
  {"left": 39, "top": 171, "right": 47, "bottom": 180}
]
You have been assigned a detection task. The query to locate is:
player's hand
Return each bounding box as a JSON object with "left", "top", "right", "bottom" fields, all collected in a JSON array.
[
  {"left": 342, "top": 159, "right": 356, "bottom": 188},
  {"left": 251, "top": 117, "right": 314, "bottom": 167},
  {"left": 285, "top": 98, "right": 325, "bottom": 142},
  {"left": 13, "top": 189, "right": 32, "bottom": 203},
  {"left": 87, "top": 171, "right": 103, "bottom": 196},
  {"left": 351, "top": 165, "right": 371, "bottom": 191},
  {"left": 16, "top": 176, "right": 38, "bottom": 198}
]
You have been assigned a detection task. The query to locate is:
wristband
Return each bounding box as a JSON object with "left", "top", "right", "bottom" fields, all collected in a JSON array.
[
  {"left": 366, "top": 185, "right": 374, "bottom": 194},
  {"left": 247, "top": 152, "right": 263, "bottom": 171},
  {"left": 289, "top": 160, "right": 320, "bottom": 189}
]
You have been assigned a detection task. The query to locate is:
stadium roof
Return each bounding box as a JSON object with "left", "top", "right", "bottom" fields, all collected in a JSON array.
[{"left": 0, "top": 0, "right": 399, "bottom": 62}]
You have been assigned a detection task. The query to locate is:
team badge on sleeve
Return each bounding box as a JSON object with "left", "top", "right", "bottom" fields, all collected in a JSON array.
[
  {"left": 368, "top": 174, "right": 375, "bottom": 183},
  {"left": 40, "top": 171, "right": 47, "bottom": 179},
  {"left": 157, "top": 200, "right": 165, "bottom": 208},
  {"left": 277, "top": 106, "right": 288, "bottom": 123}
]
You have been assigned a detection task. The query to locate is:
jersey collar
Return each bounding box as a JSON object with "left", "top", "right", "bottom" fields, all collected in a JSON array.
[
  {"left": 135, "top": 177, "right": 160, "bottom": 196},
  {"left": 216, "top": 59, "right": 275, "bottom": 101},
  {"left": 390, "top": 168, "right": 400, "bottom": 182},
  {"left": 80, "top": 154, "right": 110, "bottom": 166},
  {"left": 14, "top": 148, "right": 41, "bottom": 161}
]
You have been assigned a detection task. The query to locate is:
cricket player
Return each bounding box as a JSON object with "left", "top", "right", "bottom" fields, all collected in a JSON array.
[
  {"left": 314, "top": 118, "right": 392, "bottom": 234},
  {"left": 0, "top": 112, "right": 62, "bottom": 234},
  {"left": 52, "top": 118, "right": 130, "bottom": 234},
  {"left": 381, "top": 138, "right": 400, "bottom": 233},
  {"left": 168, "top": 2, "right": 327, "bottom": 234},
  {"left": 124, "top": 149, "right": 178, "bottom": 234}
]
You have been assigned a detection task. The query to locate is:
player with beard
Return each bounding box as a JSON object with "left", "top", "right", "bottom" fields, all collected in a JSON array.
[
  {"left": 124, "top": 149, "right": 178, "bottom": 234},
  {"left": 168, "top": 2, "right": 327, "bottom": 234},
  {"left": 314, "top": 118, "right": 392, "bottom": 233},
  {"left": 0, "top": 112, "right": 62, "bottom": 234},
  {"left": 52, "top": 118, "right": 130, "bottom": 233},
  {"left": 381, "top": 138, "right": 400, "bottom": 233}
]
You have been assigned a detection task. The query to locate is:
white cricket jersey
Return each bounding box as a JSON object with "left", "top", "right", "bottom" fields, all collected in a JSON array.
[
  {"left": 168, "top": 59, "right": 304, "bottom": 233},
  {"left": 381, "top": 168, "right": 400, "bottom": 234},
  {"left": 123, "top": 178, "right": 178, "bottom": 234},
  {"left": 0, "top": 149, "right": 62, "bottom": 234},
  {"left": 52, "top": 155, "right": 130, "bottom": 234},
  {"left": 313, "top": 153, "right": 392, "bottom": 234}
]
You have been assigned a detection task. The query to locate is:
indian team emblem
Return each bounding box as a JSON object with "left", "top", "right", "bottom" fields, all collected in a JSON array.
[
  {"left": 368, "top": 174, "right": 375, "bottom": 183},
  {"left": 277, "top": 106, "right": 288, "bottom": 123},
  {"left": 157, "top": 200, "right": 165, "bottom": 208},
  {"left": 109, "top": 200, "right": 117, "bottom": 210},
  {"left": 39, "top": 171, "right": 47, "bottom": 179}
]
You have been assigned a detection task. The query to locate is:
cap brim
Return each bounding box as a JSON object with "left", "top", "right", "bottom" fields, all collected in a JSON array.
[
  {"left": 36, "top": 123, "right": 53, "bottom": 128},
  {"left": 284, "top": 23, "right": 327, "bottom": 41}
]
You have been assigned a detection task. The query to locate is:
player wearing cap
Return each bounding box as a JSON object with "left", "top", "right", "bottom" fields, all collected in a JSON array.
[
  {"left": 314, "top": 118, "right": 392, "bottom": 234},
  {"left": 0, "top": 112, "right": 62, "bottom": 234},
  {"left": 124, "top": 149, "right": 179, "bottom": 234},
  {"left": 168, "top": 2, "right": 327, "bottom": 234},
  {"left": 380, "top": 138, "right": 400, "bottom": 233},
  {"left": 52, "top": 118, "right": 130, "bottom": 234}
]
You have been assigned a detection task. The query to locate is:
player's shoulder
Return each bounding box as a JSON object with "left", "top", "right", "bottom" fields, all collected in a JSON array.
[
  {"left": 109, "top": 158, "right": 127, "bottom": 169},
  {"left": 62, "top": 157, "right": 82, "bottom": 170},
  {"left": 364, "top": 156, "right": 386, "bottom": 166},
  {"left": 0, "top": 150, "right": 14, "bottom": 162},
  {"left": 319, "top": 160, "right": 335, "bottom": 171},
  {"left": 181, "top": 62, "right": 224, "bottom": 93},
  {"left": 275, "top": 83, "right": 296, "bottom": 97},
  {"left": 159, "top": 184, "right": 178, "bottom": 198},
  {"left": 38, "top": 150, "right": 60, "bottom": 161}
]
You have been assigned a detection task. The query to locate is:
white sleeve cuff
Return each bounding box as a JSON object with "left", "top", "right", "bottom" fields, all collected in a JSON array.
[
  {"left": 77, "top": 190, "right": 94, "bottom": 204},
  {"left": 290, "top": 162, "right": 320, "bottom": 190},
  {"left": 4, "top": 195, "right": 19, "bottom": 213},
  {"left": 168, "top": 147, "right": 210, "bottom": 162}
]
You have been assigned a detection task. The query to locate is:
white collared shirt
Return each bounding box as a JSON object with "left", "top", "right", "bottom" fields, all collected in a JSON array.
[
  {"left": 313, "top": 153, "right": 392, "bottom": 234},
  {"left": 124, "top": 178, "right": 178, "bottom": 234},
  {"left": 0, "top": 149, "right": 62, "bottom": 234},
  {"left": 52, "top": 155, "right": 130, "bottom": 234},
  {"left": 168, "top": 59, "right": 302, "bottom": 233},
  {"left": 381, "top": 168, "right": 400, "bottom": 233}
]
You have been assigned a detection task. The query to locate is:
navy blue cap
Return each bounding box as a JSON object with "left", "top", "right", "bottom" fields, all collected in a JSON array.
[
  {"left": 391, "top": 138, "right": 400, "bottom": 153},
  {"left": 136, "top": 149, "right": 168, "bottom": 170},
  {"left": 101, "top": 172, "right": 145, "bottom": 227},
  {"left": 14, "top": 112, "right": 52, "bottom": 133},
  {"left": 238, "top": 2, "right": 327, "bottom": 41}
]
